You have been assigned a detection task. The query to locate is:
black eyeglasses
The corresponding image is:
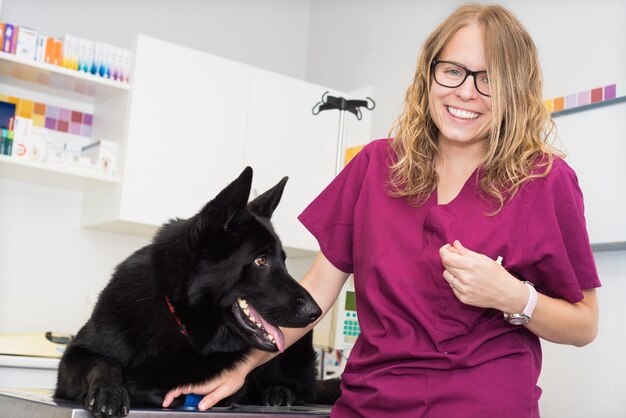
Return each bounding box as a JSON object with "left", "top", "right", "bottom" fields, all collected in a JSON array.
[{"left": 431, "top": 60, "right": 491, "bottom": 97}]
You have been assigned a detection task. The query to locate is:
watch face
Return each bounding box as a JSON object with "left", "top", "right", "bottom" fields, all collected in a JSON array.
[{"left": 506, "top": 314, "right": 530, "bottom": 325}]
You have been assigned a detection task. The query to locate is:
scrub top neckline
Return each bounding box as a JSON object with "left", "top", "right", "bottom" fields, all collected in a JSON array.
[{"left": 434, "top": 166, "right": 480, "bottom": 207}]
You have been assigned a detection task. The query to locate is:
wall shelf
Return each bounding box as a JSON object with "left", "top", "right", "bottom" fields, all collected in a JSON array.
[
  {"left": 552, "top": 95, "right": 626, "bottom": 118},
  {"left": 0, "top": 155, "right": 119, "bottom": 190},
  {"left": 0, "top": 52, "right": 130, "bottom": 104},
  {"left": 591, "top": 242, "right": 626, "bottom": 252}
]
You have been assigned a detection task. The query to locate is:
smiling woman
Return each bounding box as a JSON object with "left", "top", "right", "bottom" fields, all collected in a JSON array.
[{"left": 295, "top": 4, "right": 600, "bottom": 417}]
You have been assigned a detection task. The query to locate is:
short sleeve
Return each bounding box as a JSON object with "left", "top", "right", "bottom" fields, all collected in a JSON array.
[
  {"left": 518, "top": 159, "right": 601, "bottom": 303},
  {"left": 298, "top": 141, "right": 379, "bottom": 274}
]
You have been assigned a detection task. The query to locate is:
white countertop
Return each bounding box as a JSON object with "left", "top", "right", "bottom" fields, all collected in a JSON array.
[{"left": 0, "top": 354, "right": 60, "bottom": 369}]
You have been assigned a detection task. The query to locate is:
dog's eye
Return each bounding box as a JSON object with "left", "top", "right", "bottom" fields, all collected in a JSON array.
[{"left": 254, "top": 257, "right": 268, "bottom": 267}]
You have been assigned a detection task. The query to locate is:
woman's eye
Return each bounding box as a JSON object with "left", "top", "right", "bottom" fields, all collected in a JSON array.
[
  {"left": 445, "top": 68, "right": 462, "bottom": 77},
  {"left": 254, "top": 257, "right": 268, "bottom": 267}
]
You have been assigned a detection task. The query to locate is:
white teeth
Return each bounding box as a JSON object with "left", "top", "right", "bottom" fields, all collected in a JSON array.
[
  {"left": 238, "top": 298, "right": 256, "bottom": 324},
  {"left": 447, "top": 106, "right": 479, "bottom": 119},
  {"left": 237, "top": 298, "right": 274, "bottom": 347}
]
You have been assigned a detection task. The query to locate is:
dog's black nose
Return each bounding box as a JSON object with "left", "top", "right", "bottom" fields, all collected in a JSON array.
[{"left": 297, "top": 297, "right": 322, "bottom": 322}]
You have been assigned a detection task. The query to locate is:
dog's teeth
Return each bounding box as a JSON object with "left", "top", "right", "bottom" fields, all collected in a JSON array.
[
  {"left": 268, "top": 335, "right": 275, "bottom": 342},
  {"left": 243, "top": 308, "right": 250, "bottom": 316},
  {"left": 237, "top": 298, "right": 248, "bottom": 308},
  {"left": 256, "top": 322, "right": 262, "bottom": 328}
]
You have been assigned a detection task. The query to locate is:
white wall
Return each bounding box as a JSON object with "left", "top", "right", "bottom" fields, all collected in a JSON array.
[
  {"left": 0, "top": 0, "right": 311, "bottom": 80},
  {"left": 0, "top": 0, "right": 625, "bottom": 416},
  {"left": 0, "top": 179, "right": 151, "bottom": 332}
]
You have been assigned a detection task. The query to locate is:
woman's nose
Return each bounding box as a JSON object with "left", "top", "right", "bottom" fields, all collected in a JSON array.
[{"left": 456, "top": 75, "right": 479, "bottom": 100}]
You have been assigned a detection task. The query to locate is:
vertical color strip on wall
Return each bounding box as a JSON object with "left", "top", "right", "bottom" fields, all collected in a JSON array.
[{"left": 590, "top": 88, "right": 603, "bottom": 103}]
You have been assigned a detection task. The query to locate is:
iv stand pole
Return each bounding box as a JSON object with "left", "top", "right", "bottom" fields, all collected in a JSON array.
[
  {"left": 312, "top": 92, "right": 375, "bottom": 175},
  {"left": 335, "top": 110, "right": 347, "bottom": 175}
]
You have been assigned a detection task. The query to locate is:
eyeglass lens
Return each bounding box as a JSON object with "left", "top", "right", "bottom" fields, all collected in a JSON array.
[{"left": 433, "top": 61, "right": 490, "bottom": 96}]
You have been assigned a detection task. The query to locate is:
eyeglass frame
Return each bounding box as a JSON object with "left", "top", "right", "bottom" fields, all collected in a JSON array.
[{"left": 430, "top": 59, "right": 491, "bottom": 97}]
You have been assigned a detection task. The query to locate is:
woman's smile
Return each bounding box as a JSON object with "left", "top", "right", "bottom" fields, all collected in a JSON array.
[{"left": 446, "top": 105, "right": 481, "bottom": 120}]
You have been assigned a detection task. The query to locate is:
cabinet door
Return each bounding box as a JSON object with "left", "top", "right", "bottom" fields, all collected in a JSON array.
[
  {"left": 244, "top": 68, "right": 344, "bottom": 254},
  {"left": 119, "top": 35, "right": 251, "bottom": 226}
]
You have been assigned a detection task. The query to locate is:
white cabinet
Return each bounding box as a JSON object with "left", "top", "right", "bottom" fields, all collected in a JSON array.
[
  {"left": 82, "top": 35, "right": 251, "bottom": 234},
  {"left": 243, "top": 69, "right": 342, "bottom": 254},
  {"left": 244, "top": 72, "right": 374, "bottom": 254},
  {"left": 0, "top": 355, "right": 59, "bottom": 389},
  {"left": 83, "top": 35, "right": 373, "bottom": 252}
]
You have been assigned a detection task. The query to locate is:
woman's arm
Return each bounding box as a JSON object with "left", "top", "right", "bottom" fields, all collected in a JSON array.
[
  {"left": 525, "top": 288, "right": 598, "bottom": 346},
  {"left": 439, "top": 240, "right": 599, "bottom": 347},
  {"left": 162, "top": 251, "right": 350, "bottom": 410}
]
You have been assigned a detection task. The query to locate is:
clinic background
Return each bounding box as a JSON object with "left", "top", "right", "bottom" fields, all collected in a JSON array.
[{"left": 0, "top": 1, "right": 624, "bottom": 416}]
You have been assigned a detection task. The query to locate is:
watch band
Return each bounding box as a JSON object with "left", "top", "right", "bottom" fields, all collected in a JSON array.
[{"left": 504, "top": 281, "right": 537, "bottom": 325}]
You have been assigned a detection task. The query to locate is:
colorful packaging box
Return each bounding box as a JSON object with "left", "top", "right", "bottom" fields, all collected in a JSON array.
[{"left": 15, "top": 27, "right": 38, "bottom": 60}]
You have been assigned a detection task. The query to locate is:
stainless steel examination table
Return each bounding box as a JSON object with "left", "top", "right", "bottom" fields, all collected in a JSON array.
[{"left": 0, "top": 388, "right": 331, "bottom": 418}]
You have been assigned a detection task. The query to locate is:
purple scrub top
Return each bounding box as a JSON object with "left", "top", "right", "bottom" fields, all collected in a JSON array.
[{"left": 298, "top": 139, "right": 601, "bottom": 418}]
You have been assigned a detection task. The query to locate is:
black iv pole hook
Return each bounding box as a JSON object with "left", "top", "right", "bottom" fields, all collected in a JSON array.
[
  {"left": 312, "top": 91, "right": 375, "bottom": 120},
  {"left": 312, "top": 91, "right": 376, "bottom": 175}
]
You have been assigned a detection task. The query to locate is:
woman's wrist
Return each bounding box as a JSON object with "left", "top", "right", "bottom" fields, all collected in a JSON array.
[
  {"left": 242, "top": 348, "right": 277, "bottom": 373},
  {"left": 501, "top": 277, "right": 530, "bottom": 314}
]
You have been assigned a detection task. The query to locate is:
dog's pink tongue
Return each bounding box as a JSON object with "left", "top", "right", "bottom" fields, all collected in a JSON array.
[
  {"left": 260, "top": 317, "right": 285, "bottom": 353},
  {"left": 246, "top": 304, "right": 286, "bottom": 353}
]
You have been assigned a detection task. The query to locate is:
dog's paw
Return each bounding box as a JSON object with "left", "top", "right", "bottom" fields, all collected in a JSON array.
[
  {"left": 85, "top": 384, "right": 130, "bottom": 418},
  {"left": 261, "top": 385, "right": 296, "bottom": 406}
]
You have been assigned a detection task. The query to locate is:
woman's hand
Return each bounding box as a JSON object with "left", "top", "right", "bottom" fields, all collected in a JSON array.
[
  {"left": 439, "top": 241, "right": 599, "bottom": 346},
  {"left": 162, "top": 366, "right": 247, "bottom": 410},
  {"left": 439, "top": 240, "right": 528, "bottom": 313}
]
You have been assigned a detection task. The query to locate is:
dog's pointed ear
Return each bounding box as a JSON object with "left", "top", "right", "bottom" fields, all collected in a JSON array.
[
  {"left": 188, "top": 167, "right": 253, "bottom": 245},
  {"left": 248, "top": 176, "right": 288, "bottom": 219}
]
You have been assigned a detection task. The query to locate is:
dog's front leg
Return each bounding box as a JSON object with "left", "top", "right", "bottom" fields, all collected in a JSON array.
[
  {"left": 84, "top": 357, "right": 130, "bottom": 418},
  {"left": 56, "top": 345, "right": 130, "bottom": 417}
]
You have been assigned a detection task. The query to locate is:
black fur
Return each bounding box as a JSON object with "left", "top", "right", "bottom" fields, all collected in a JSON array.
[{"left": 54, "top": 167, "right": 340, "bottom": 417}]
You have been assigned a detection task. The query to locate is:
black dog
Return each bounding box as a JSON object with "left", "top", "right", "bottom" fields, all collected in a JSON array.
[{"left": 54, "top": 167, "right": 339, "bottom": 417}]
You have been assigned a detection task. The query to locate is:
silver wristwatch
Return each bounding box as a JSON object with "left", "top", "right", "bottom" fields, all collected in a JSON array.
[{"left": 504, "top": 281, "right": 537, "bottom": 325}]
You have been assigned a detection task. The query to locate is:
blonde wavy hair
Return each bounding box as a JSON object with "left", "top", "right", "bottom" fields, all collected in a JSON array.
[{"left": 388, "top": 3, "right": 561, "bottom": 213}]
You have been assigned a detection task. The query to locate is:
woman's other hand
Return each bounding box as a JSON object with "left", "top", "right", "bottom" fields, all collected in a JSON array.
[
  {"left": 439, "top": 240, "right": 528, "bottom": 313},
  {"left": 162, "top": 366, "right": 247, "bottom": 410}
]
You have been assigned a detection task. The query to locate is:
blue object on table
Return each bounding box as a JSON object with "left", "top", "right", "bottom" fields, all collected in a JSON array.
[{"left": 181, "top": 394, "right": 203, "bottom": 410}]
